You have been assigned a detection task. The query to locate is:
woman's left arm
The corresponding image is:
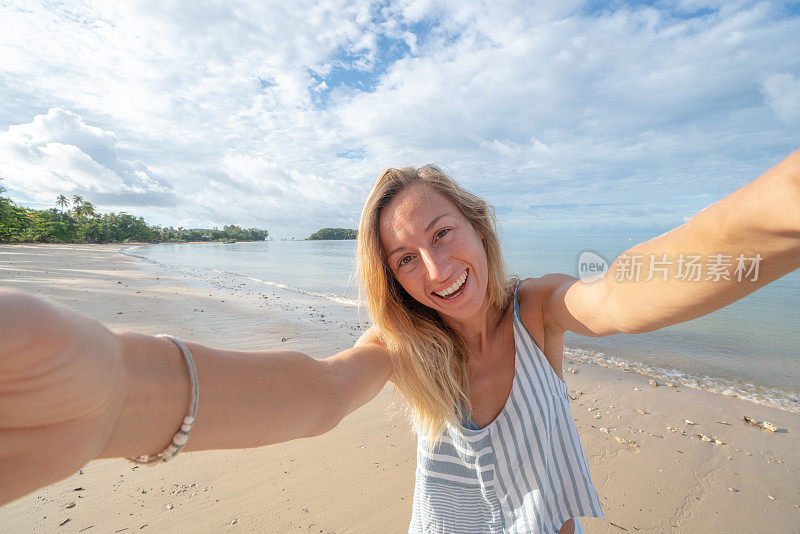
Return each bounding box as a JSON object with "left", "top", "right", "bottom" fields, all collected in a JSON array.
[{"left": 545, "top": 148, "right": 800, "bottom": 336}]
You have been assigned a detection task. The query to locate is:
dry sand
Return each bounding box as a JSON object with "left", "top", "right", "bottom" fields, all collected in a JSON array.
[{"left": 0, "top": 244, "right": 798, "bottom": 533}]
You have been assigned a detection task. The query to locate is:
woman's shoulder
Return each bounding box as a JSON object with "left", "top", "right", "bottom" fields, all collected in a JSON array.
[
  {"left": 353, "top": 326, "right": 396, "bottom": 383},
  {"left": 355, "top": 325, "right": 386, "bottom": 348},
  {"left": 514, "top": 275, "right": 571, "bottom": 338}
]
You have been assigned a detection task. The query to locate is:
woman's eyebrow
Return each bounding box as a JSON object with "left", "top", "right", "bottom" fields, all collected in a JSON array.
[{"left": 425, "top": 213, "right": 451, "bottom": 232}]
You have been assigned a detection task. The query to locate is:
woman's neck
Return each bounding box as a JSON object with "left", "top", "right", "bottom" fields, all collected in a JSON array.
[{"left": 442, "top": 296, "right": 510, "bottom": 356}]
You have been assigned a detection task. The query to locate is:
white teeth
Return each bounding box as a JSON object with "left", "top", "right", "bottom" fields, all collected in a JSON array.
[{"left": 435, "top": 271, "right": 468, "bottom": 297}]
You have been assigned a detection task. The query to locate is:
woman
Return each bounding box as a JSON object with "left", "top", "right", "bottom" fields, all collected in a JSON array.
[{"left": 1, "top": 150, "right": 799, "bottom": 533}]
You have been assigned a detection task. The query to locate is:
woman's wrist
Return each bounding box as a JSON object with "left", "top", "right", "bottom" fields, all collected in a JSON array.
[{"left": 98, "top": 332, "right": 192, "bottom": 459}]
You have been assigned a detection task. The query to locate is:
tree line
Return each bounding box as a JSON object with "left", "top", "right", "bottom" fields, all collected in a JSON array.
[
  {"left": 306, "top": 227, "right": 357, "bottom": 240},
  {"left": 0, "top": 186, "right": 268, "bottom": 244}
]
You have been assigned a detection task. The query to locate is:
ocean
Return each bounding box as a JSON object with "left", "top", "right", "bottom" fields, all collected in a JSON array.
[{"left": 127, "top": 234, "right": 800, "bottom": 414}]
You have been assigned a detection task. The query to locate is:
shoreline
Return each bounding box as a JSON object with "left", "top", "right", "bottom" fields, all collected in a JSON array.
[
  {"left": 0, "top": 244, "right": 798, "bottom": 532},
  {"left": 127, "top": 241, "right": 800, "bottom": 416}
]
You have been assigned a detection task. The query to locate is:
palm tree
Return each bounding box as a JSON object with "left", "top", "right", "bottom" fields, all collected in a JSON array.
[{"left": 56, "top": 195, "right": 69, "bottom": 213}]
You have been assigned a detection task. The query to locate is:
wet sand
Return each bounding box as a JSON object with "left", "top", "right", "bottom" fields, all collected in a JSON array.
[{"left": 0, "top": 244, "right": 797, "bottom": 532}]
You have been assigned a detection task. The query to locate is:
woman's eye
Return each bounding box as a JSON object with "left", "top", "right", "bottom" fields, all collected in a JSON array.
[
  {"left": 398, "top": 255, "right": 413, "bottom": 267},
  {"left": 435, "top": 228, "right": 450, "bottom": 240}
]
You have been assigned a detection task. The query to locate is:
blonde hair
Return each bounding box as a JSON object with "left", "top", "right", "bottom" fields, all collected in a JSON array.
[{"left": 357, "top": 164, "right": 514, "bottom": 445}]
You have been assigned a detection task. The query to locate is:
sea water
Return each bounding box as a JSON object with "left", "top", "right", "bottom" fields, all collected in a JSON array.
[{"left": 127, "top": 234, "right": 800, "bottom": 413}]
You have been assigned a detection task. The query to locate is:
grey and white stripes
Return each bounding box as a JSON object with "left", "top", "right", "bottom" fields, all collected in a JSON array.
[{"left": 409, "top": 283, "right": 604, "bottom": 533}]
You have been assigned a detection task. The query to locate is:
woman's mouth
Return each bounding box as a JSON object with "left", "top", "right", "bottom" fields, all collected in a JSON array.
[{"left": 433, "top": 269, "right": 468, "bottom": 300}]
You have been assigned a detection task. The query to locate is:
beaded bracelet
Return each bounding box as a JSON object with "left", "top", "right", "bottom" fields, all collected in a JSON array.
[{"left": 127, "top": 335, "right": 199, "bottom": 465}]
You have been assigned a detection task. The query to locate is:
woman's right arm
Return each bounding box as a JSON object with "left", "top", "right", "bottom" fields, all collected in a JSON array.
[{"left": 0, "top": 289, "right": 393, "bottom": 505}]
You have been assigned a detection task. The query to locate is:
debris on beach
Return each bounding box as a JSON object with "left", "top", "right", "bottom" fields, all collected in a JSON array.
[
  {"left": 743, "top": 416, "right": 760, "bottom": 427},
  {"left": 743, "top": 416, "right": 779, "bottom": 432},
  {"left": 716, "top": 421, "right": 730, "bottom": 425},
  {"left": 65, "top": 502, "right": 76, "bottom": 509},
  {"left": 566, "top": 367, "right": 578, "bottom": 374},
  {"left": 635, "top": 409, "right": 647, "bottom": 415},
  {"left": 614, "top": 436, "right": 639, "bottom": 451},
  {"left": 695, "top": 434, "right": 724, "bottom": 445},
  {"left": 649, "top": 379, "right": 658, "bottom": 387},
  {"left": 728, "top": 487, "right": 739, "bottom": 493},
  {"left": 768, "top": 495, "right": 776, "bottom": 501},
  {"left": 600, "top": 427, "right": 610, "bottom": 433},
  {"left": 633, "top": 387, "right": 642, "bottom": 391},
  {"left": 166, "top": 504, "right": 174, "bottom": 510},
  {"left": 665, "top": 382, "right": 676, "bottom": 388},
  {"left": 648, "top": 432, "right": 663, "bottom": 439},
  {"left": 684, "top": 419, "right": 696, "bottom": 426}
]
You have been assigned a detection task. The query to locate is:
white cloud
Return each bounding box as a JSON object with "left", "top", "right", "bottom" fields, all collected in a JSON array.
[
  {"left": 762, "top": 72, "right": 800, "bottom": 125},
  {"left": 0, "top": 1, "right": 798, "bottom": 236},
  {"left": 0, "top": 108, "right": 174, "bottom": 207}
]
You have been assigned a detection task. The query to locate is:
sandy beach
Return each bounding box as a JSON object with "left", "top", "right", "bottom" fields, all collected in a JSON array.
[{"left": 0, "top": 244, "right": 798, "bottom": 533}]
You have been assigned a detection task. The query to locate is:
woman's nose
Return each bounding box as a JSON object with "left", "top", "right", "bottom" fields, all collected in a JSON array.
[{"left": 420, "top": 248, "right": 450, "bottom": 281}]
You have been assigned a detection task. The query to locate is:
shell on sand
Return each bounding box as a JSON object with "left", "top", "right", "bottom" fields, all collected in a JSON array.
[
  {"left": 649, "top": 379, "right": 658, "bottom": 387},
  {"left": 666, "top": 382, "right": 676, "bottom": 387},
  {"left": 763, "top": 421, "right": 778, "bottom": 432}
]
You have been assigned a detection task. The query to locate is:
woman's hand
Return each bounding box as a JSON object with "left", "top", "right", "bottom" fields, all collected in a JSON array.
[{"left": 0, "top": 289, "right": 127, "bottom": 505}]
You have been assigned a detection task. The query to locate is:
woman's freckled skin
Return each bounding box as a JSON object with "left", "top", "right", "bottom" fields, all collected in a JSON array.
[{"left": 378, "top": 185, "right": 491, "bottom": 333}]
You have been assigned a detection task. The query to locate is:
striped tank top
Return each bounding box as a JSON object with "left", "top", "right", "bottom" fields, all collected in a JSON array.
[{"left": 409, "top": 282, "right": 605, "bottom": 533}]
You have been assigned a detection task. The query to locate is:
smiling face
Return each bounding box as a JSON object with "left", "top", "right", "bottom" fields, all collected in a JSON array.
[{"left": 379, "top": 184, "right": 490, "bottom": 322}]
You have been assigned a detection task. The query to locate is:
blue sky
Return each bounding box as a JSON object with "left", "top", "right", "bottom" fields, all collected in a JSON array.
[{"left": 0, "top": 0, "right": 798, "bottom": 239}]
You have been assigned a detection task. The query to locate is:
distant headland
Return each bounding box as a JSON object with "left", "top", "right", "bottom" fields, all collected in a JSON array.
[{"left": 306, "top": 228, "right": 357, "bottom": 240}]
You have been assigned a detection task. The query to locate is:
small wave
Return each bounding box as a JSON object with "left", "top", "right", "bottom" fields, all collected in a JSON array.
[
  {"left": 212, "top": 269, "right": 361, "bottom": 307},
  {"left": 119, "top": 249, "right": 361, "bottom": 307},
  {"left": 564, "top": 347, "right": 800, "bottom": 414}
]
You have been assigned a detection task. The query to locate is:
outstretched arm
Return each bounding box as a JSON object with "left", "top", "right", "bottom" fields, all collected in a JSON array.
[
  {"left": 543, "top": 149, "right": 800, "bottom": 336},
  {"left": 0, "top": 289, "right": 392, "bottom": 505}
]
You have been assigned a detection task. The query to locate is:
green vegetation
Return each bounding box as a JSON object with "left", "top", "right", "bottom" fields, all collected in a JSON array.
[
  {"left": 0, "top": 185, "right": 268, "bottom": 244},
  {"left": 306, "top": 227, "right": 357, "bottom": 240}
]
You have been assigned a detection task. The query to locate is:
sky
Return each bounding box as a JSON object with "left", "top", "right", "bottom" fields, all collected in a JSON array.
[{"left": 0, "top": 0, "right": 798, "bottom": 239}]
